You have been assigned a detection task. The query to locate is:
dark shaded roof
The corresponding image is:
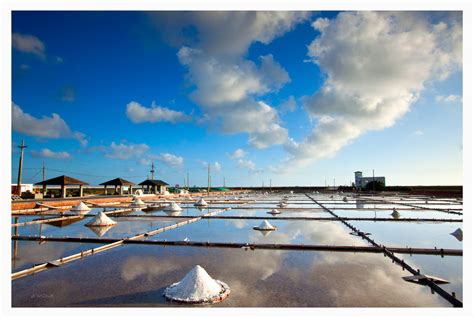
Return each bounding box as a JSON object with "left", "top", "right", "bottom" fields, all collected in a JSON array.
[
  {"left": 35, "top": 175, "right": 89, "bottom": 186},
  {"left": 99, "top": 178, "right": 135, "bottom": 186},
  {"left": 138, "top": 179, "right": 169, "bottom": 186}
]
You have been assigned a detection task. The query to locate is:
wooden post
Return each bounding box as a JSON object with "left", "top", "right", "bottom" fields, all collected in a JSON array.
[
  {"left": 16, "top": 139, "right": 27, "bottom": 196},
  {"left": 61, "top": 185, "right": 66, "bottom": 198},
  {"left": 43, "top": 184, "right": 47, "bottom": 196},
  {"left": 119, "top": 186, "right": 123, "bottom": 195},
  {"left": 79, "top": 185, "right": 84, "bottom": 197},
  {"left": 104, "top": 185, "right": 107, "bottom": 195}
]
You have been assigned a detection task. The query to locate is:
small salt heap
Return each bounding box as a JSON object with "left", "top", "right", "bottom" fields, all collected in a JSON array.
[
  {"left": 194, "top": 197, "right": 208, "bottom": 207},
  {"left": 267, "top": 209, "right": 281, "bottom": 215},
  {"left": 450, "top": 228, "right": 463, "bottom": 241},
  {"left": 253, "top": 220, "right": 277, "bottom": 231},
  {"left": 86, "top": 211, "right": 117, "bottom": 227},
  {"left": 130, "top": 197, "right": 146, "bottom": 207},
  {"left": 391, "top": 209, "right": 400, "bottom": 219},
  {"left": 164, "top": 265, "right": 230, "bottom": 304},
  {"left": 70, "top": 201, "right": 91, "bottom": 213},
  {"left": 343, "top": 197, "right": 348, "bottom": 202},
  {"left": 277, "top": 202, "right": 287, "bottom": 208},
  {"left": 164, "top": 202, "right": 182, "bottom": 212}
]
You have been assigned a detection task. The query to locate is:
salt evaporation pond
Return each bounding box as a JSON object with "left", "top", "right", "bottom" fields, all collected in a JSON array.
[
  {"left": 11, "top": 192, "right": 463, "bottom": 307},
  {"left": 11, "top": 244, "right": 457, "bottom": 307}
]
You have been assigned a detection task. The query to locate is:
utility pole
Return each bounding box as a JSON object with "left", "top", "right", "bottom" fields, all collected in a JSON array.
[
  {"left": 42, "top": 162, "right": 45, "bottom": 182},
  {"left": 187, "top": 172, "right": 189, "bottom": 190},
  {"left": 16, "top": 138, "right": 27, "bottom": 195},
  {"left": 223, "top": 177, "right": 226, "bottom": 188},
  {"left": 207, "top": 164, "right": 211, "bottom": 194},
  {"left": 270, "top": 179, "right": 272, "bottom": 191},
  {"left": 372, "top": 169, "right": 375, "bottom": 193},
  {"left": 333, "top": 178, "right": 335, "bottom": 188},
  {"left": 150, "top": 162, "right": 155, "bottom": 180}
]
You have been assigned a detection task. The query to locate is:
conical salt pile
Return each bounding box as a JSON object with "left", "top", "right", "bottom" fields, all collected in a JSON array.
[
  {"left": 71, "top": 201, "right": 91, "bottom": 213},
  {"left": 391, "top": 209, "right": 400, "bottom": 219},
  {"left": 278, "top": 202, "right": 287, "bottom": 208},
  {"left": 450, "top": 228, "right": 463, "bottom": 241},
  {"left": 194, "top": 197, "right": 208, "bottom": 207},
  {"left": 86, "top": 211, "right": 117, "bottom": 227},
  {"left": 130, "top": 198, "right": 146, "bottom": 207},
  {"left": 164, "top": 202, "right": 182, "bottom": 212},
  {"left": 164, "top": 265, "right": 230, "bottom": 304},
  {"left": 267, "top": 209, "right": 281, "bottom": 215},
  {"left": 253, "top": 220, "right": 277, "bottom": 231},
  {"left": 343, "top": 197, "right": 348, "bottom": 202}
]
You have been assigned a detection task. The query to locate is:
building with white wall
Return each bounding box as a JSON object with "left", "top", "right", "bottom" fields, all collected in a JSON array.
[{"left": 354, "top": 171, "right": 386, "bottom": 190}]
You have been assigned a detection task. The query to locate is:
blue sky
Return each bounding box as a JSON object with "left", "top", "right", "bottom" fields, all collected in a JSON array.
[{"left": 11, "top": 11, "right": 463, "bottom": 186}]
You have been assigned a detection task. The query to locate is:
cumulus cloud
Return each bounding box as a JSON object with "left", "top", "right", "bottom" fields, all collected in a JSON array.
[
  {"left": 228, "top": 148, "right": 246, "bottom": 159},
  {"left": 149, "top": 12, "right": 309, "bottom": 149},
  {"left": 104, "top": 142, "right": 149, "bottom": 160},
  {"left": 197, "top": 159, "right": 222, "bottom": 172},
  {"left": 279, "top": 95, "right": 297, "bottom": 113},
  {"left": 286, "top": 11, "right": 462, "bottom": 167},
  {"left": 126, "top": 101, "right": 191, "bottom": 124},
  {"left": 12, "top": 33, "right": 45, "bottom": 58},
  {"left": 154, "top": 153, "right": 184, "bottom": 168},
  {"left": 12, "top": 102, "right": 88, "bottom": 146},
  {"left": 435, "top": 94, "right": 462, "bottom": 103},
  {"left": 31, "top": 148, "right": 71, "bottom": 160}
]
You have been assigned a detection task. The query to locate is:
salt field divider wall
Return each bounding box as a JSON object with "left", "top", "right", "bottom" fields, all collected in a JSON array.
[
  {"left": 305, "top": 193, "right": 463, "bottom": 307},
  {"left": 11, "top": 215, "right": 463, "bottom": 228},
  {"left": 358, "top": 196, "right": 463, "bottom": 215},
  {"left": 11, "top": 203, "right": 250, "bottom": 281},
  {"left": 11, "top": 236, "right": 462, "bottom": 256}
]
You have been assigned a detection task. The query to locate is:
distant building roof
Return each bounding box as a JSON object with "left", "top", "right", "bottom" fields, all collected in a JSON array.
[
  {"left": 99, "top": 178, "right": 135, "bottom": 186},
  {"left": 139, "top": 179, "right": 169, "bottom": 186},
  {"left": 35, "top": 175, "right": 89, "bottom": 186}
]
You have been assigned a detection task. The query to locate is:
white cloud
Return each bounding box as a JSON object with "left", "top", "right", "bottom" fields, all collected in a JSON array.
[
  {"left": 413, "top": 130, "right": 424, "bottom": 136},
  {"left": 228, "top": 148, "right": 246, "bottom": 159},
  {"left": 197, "top": 159, "right": 222, "bottom": 172},
  {"left": 12, "top": 102, "right": 88, "bottom": 146},
  {"left": 155, "top": 153, "right": 184, "bottom": 168},
  {"left": 237, "top": 158, "right": 256, "bottom": 171},
  {"left": 166, "top": 12, "right": 308, "bottom": 149},
  {"left": 104, "top": 142, "right": 149, "bottom": 160},
  {"left": 126, "top": 101, "right": 191, "bottom": 124},
  {"left": 435, "top": 94, "right": 462, "bottom": 103},
  {"left": 286, "top": 11, "right": 462, "bottom": 167},
  {"left": 12, "top": 33, "right": 45, "bottom": 58},
  {"left": 31, "top": 148, "right": 71, "bottom": 160},
  {"left": 279, "top": 95, "right": 297, "bottom": 113}
]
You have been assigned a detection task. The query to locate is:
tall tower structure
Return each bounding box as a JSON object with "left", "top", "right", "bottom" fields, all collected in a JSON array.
[
  {"left": 354, "top": 171, "right": 363, "bottom": 189},
  {"left": 150, "top": 162, "right": 155, "bottom": 180},
  {"left": 16, "top": 139, "right": 27, "bottom": 195}
]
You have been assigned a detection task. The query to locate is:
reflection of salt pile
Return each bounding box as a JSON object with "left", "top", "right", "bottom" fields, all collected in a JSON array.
[
  {"left": 70, "top": 202, "right": 91, "bottom": 213},
  {"left": 391, "top": 209, "right": 400, "bottom": 219},
  {"left": 194, "top": 197, "right": 208, "bottom": 207},
  {"left": 164, "top": 265, "right": 230, "bottom": 304},
  {"left": 130, "top": 197, "right": 146, "bottom": 207},
  {"left": 86, "top": 211, "right": 117, "bottom": 227},
  {"left": 253, "top": 220, "right": 277, "bottom": 231},
  {"left": 450, "top": 228, "right": 463, "bottom": 241},
  {"left": 267, "top": 209, "right": 281, "bottom": 215},
  {"left": 164, "top": 202, "right": 182, "bottom": 212},
  {"left": 87, "top": 224, "right": 113, "bottom": 237}
]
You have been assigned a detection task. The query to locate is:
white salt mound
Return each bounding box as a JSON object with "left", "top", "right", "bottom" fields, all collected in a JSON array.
[
  {"left": 71, "top": 201, "right": 91, "bottom": 212},
  {"left": 451, "top": 228, "right": 463, "bottom": 241},
  {"left": 267, "top": 209, "right": 281, "bottom": 215},
  {"left": 257, "top": 220, "right": 275, "bottom": 230},
  {"left": 86, "top": 211, "right": 117, "bottom": 227},
  {"left": 130, "top": 198, "right": 145, "bottom": 207},
  {"left": 194, "top": 198, "right": 208, "bottom": 207},
  {"left": 164, "top": 202, "right": 182, "bottom": 212},
  {"left": 391, "top": 209, "right": 401, "bottom": 219},
  {"left": 164, "top": 265, "right": 230, "bottom": 303}
]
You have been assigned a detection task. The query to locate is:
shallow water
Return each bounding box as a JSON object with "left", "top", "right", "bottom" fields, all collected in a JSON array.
[
  {"left": 11, "top": 192, "right": 463, "bottom": 307},
  {"left": 11, "top": 244, "right": 453, "bottom": 307}
]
